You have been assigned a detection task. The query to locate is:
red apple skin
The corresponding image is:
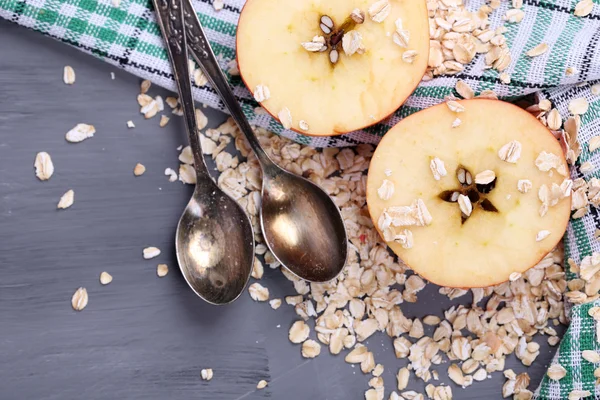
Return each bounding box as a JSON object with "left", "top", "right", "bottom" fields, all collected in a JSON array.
[
  {"left": 365, "top": 99, "right": 571, "bottom": 289},
  {"left": 235, "top": 0, "right": 430, "bottom": 138}
]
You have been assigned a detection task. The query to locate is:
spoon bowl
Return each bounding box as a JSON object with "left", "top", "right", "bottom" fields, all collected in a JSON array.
[
  {"left": 176, "top": 180, "right": 255, "bottom": 305},
  {"left": 261, "top": 166, "right": 348, "bottom": 282}
]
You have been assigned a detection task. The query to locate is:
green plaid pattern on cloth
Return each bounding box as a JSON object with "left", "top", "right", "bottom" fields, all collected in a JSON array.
[{"left": 1, "top": 0, "right": 600, "bottom": 397}]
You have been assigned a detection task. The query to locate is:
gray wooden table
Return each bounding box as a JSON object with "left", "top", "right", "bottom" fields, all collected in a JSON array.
[{"left": 0, "top": 20, "right": 562, "bottom": 400}]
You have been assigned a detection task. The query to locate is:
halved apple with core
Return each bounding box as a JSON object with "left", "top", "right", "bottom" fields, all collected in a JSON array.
[
  {"left": 236, "top": 0, "right": 429, "bottom": 136},
  {"left": 367, "top": 99, "right": 571, "bottom": 288}
]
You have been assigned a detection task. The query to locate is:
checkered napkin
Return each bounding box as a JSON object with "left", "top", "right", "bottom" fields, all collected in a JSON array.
[{"left": 1, "top": 0, "right": 600, "bottom": 397}]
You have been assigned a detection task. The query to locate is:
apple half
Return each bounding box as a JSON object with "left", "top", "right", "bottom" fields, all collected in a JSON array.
[
  {"left": 236, "top": 0, "right": 429, "bottom": 136},
  {"left": 367, "top": 99, "right": 571, "bottom": 288}
]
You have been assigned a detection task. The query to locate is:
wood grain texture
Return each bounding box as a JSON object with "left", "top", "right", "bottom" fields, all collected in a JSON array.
[{"left": 0, "top": 20, "right": 563, "bottom": 400}]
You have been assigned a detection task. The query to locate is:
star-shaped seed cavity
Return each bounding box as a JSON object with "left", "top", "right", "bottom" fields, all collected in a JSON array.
[{"left": 438, "top": 166, "right": 498, "bottom": 224}]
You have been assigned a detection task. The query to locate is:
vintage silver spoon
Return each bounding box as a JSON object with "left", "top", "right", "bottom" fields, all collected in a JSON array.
[
  {"left": 181, "top": 0, "right": 348, "bottom": 282},
  {"left": 154, "top": 0, "right": 254, "bottom": 304}
]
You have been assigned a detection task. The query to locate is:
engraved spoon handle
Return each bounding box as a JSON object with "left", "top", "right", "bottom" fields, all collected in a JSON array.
[
  {"left": 153, "top": 0, "right": 211, "bottom": 180},
  {"left": 181, "top": 0, "right": 273, "bottom": 167}
]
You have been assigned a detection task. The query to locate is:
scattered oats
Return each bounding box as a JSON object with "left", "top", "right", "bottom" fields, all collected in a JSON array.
[
  {"left": 133, "top": 163, "right": 146, "bottom": 176},
  {"left": 141, "top": 99, "right": 159, "bottom": 119},
  {"left": 402, "top": 50, "right": 418, "bottom": 64},
  {"left": 446, "top": 100, "right": 465, "bottom": 113},
  {"left": 547, "top": 109, "right": 562, "bottom": 131},
  {"left": 574, "top": 0, "right": 594, "bottom": 17},
  {"left": 452, "top": 118, "right": 461, "bottom": 128},
  {"left": 569, "top": 97, "right": 589, "bottom": 115},
  {"left": 200, "top": 368, "right": 213, "bottom": 381},
  {"left": 138, "top": 93, "right": 152, "bottom": 107},
  {"left": 342, "top": 30, "right": 365, "bottom": 56},
  {"left": 159, "top": 115, "right": 170, "bottom": 127},
  {"left": 71, "top": 287, "right": 88, "bottom": 311},
  {"left": 193, "top": 69, "right": 208, "bottom": 86},
  {"left": 580, "top": 161, "right": 594, "bottom": 173},
  {"left": 179, "top": 164, "right": 196, "bottom": 184},
  {"left": 526, "top": 43, "right": 548, "bottom": 57},
  {"left": 509, "top": 272, "right": 522, "bottom": 281},
  {"left": 301, "top": 36, "right": 326, "bottom": 52},
  {"left": 536, "top": 230, "right": 551, "bottom": 242},
  {"left": 430, "top": 157, "right": 447, "bottom": 180},
  {"left": 566, "top": 67, "right": 578, "bottom": 77},
  {"left": 302, "top": 339, "right": 322, "bottom": 358},
  {"left": 589, "top": 136, "right": 600, "bottom": 153},
  {"left": 249, "top": 283, "right": 269, "bottom": 301},
  {"left": 140, "top": 79, "right": 151, "bottom": 94},
  {"left": 473, "top": 369, "right": 487, "bottom": 381},
  {"left": 458, "top": 194, "right": 472, "bottom": 217},
  {"left": 253, "top": 84, "right": 270, "bottom": 102},
  {"left": 582, "top": 350, "right": 600, "bottom": 363},
  {"left": 100, "top": 271, "right": 112, "bottom": 285},
  {"left": 110, "top": 72, "right": 115, "bottom": 80},
  {"left": 499, "top": 73, "right": 511, "bottom": 84},
  {"left": 397, "top": 367, "right": 410, "bottom": 391},
  {"left": 517, "top": 179, "right": 532, "bottom": 193},
  {"left": 157, "top": 264, "right": 169, "bottom": 277},
  {"left": 455, "top": 80, "right": 474, "bottom": 99},
  {"left": 143, "top": 247, "right": 161, "bottom": 259},
  {"left": 393, "top": 30, "right": 410, "bottom": 48},
  {"left": 539, "top": 99, "right": 552, "bottom": 111},
  {"left": 593, "top": 84, "right": 600, "bottom": 96},
  {"left": 548, "top": 336, "right": 560, "bottom": 346},
  {"left": 475, "top": 170, "right": 495, "bottom": 185},
  {"left": 377, "top": 179, "right": 395, "bottom": 201},
  {"left": 65, "top": 123, "right": 96, "bottom": 143},
  {"left": 423, "top": 315, "right": 441, "bottom": 326},
  {"left": 30, "top": 153, "right": 51, "bottom": 182},
  {"left": 289, "top": 320, "right": 310, "bottom": 343},
  {"left": 166, "top": 97, "right": 178, "bottom": 108},
  {"left": 195, "top": 109, "right": 208, "bottom": 130},
  {"left": 127, "top": 120, "right": 135, "bottom": 128},
  {"left": 278, "top": 107, "right": 292, "bottom": 130},
  {"left": 269, "top": 299, "right": 282, "bottom": 310},
  {"left": 368, "top": 0, "right": 391, "bottom": 23},
  {"left": 63, "top": 66, "right": 75, "bottom": 84},
  {"left": 164, "top": 168, "right": 178, "bottom": 182},
  {"left": 373, "top": 364, "right": 384, "bottom": 377},
  {"left": 57, "top": 189, "right": 74, "bottom": 209},
  {"left": 568, "top": 390, "right": 592, "bottom": 400},
  {"left": 535, "top": 151, "right": 567, "bottom": 175},
  {"left": 256, "top": 380, "right": 268, "bottom": 389},
  {"left": 212, "top": 0, "right": 223, "bottom": 11},
  {"left": 299, "top": 120, "right": 309, "bottom": 131},
  {"left": 226, "top": 59, "right": 239, "bottom": 76},
  {"left": 498, "top": 140, "right": 522, "bottom": 163}
]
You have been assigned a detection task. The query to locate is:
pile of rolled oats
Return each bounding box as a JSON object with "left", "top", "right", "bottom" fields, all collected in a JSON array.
[{"left": 161, "top": 105, "right": 570, "bottom": 399}]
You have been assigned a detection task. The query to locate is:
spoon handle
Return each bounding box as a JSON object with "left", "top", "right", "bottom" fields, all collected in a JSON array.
[
  {"left": 181, "top": 0, "right": 273, "bottom": 167},
  {"left": 153, "top": 0, "right": 211, "bottom": 180}
]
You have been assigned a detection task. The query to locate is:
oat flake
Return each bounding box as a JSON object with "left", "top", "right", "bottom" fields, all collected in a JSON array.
[
  {"left": 377, "top": 179, "right": 395, "bottom": 201},
  {"left": 157, "top": 264, "right": 169, "bottom": 277},
  {"left": 63, "top": 66, "right": 75, "bottom": 85},
  {"left": 100, "top": 272, "right": 113, "bottom": 285},
  {"left": 34, "top": 152, "right": 54, "bottom": 181},
  {"left": 368, "top": 0, "right": 391, "bottom": 23},
  {"left": 430, "top": 157, "right": 447, "bottom": 180},
  {"left": 278, "top": 107, "right": 293, "bottom": 129},
  {"left": 57, "top": 189, "right": 74, "bottom": 209},
  {"left": 71, "top": 287, "right": 88, "bottom": 311},
  {"left": 143, "top": 247, "right": 161, "bottom": 259},
  {"left": 65, "top": 123, "right": 95, "bottom": 143}
]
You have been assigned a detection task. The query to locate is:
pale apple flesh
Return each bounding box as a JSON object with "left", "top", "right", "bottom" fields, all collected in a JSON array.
[
  {"left": 367, "top": 99, "right": 571, "bottom": 288},
  {"left": 236, "top": 0, "right": 429, "bottom": 136}
]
